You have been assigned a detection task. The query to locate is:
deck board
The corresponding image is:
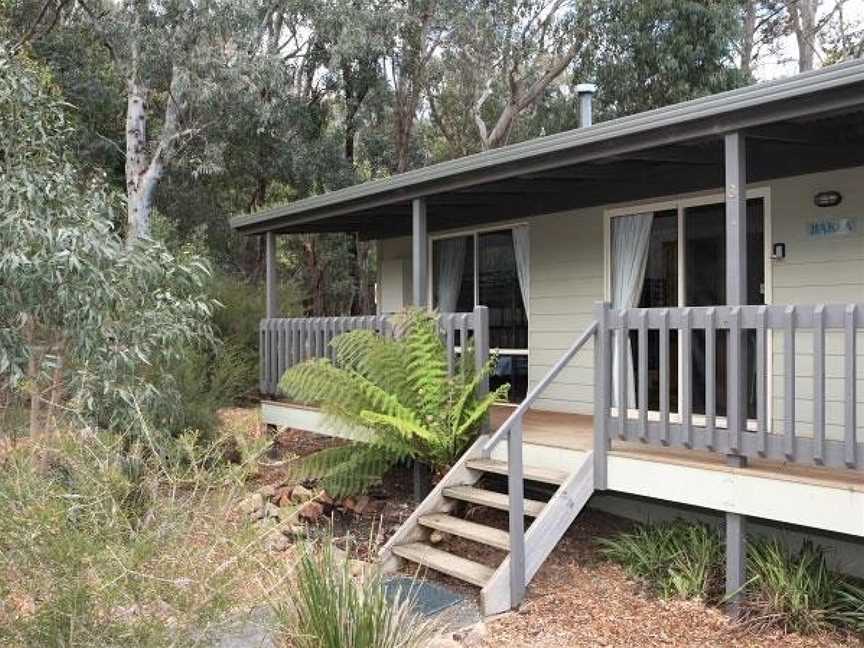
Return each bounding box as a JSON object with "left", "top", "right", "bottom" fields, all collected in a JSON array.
[{"left": 490, "top": 404, "right": 864, "bottom": 493}]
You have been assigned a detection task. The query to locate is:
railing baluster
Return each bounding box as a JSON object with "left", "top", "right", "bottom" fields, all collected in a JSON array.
[
  {"left": 617, "top": 309, "right": 628, "bottom": 440},
  {"left": 784, "top": 305, "right": 796, "bottom": 461},
  {"left": 659, "top": 308, "right": 670, "bottom": 445},
  {"left": 593, "top": 302, "right": 610, "bottom": 489},
  {"left": 844, "top": 304, "right": 857, "bottom": 468},
  {"left": 508, "top": 416, "right": 526, "bottom": 606},
  {"left": 681, "top": 307, "right": 692, "bottom": 448},
  {"left": 259, "top": 320, "right": 267, "bottom": 394},
  {"left": 813, "top": 305, "right": 825, "bottom": 464},
  {"left": 276, "top": 320, "right": 286, "bottom": 387},
  {"left": 756, "top": 306, "right": 768, "bottom": 456},
  {"left": 638, "top": 310, "right": 648, "bottom": 442},
  {"left": 727, "top": 306, "right": 742, "bottom": 454},
  {"left": 446, "top": 315, "right": 455, "bottom": 377},
  {"left": 705, "top": 307, "right": 717, "bottom": 450}
]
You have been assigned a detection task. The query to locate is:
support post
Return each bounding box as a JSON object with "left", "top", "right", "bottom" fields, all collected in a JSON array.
[
  {"left": 265, "top": 231, "right": 279, "bottom": 319},
  {"left": 508, "top": 417, "right": 526, "bottom": 608},
  {"left": 725, "top": 511, "right": 747, "bottom": 617},
  {"left": 412, "top": 198, "right": 428, "bottom": 308},
  {"left": 724, "top": 132, "right": 747, "bottom": 461},
  {"left": 593, "top": 301, "right": 610, "bottom": 489},
  {"left": 473, "top": 305, "right": 490, "bottom": 400}
]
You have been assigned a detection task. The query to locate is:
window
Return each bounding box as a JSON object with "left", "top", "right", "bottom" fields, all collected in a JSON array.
[{"left": 432, "top": 227, "right": 529, "bottom": 401}]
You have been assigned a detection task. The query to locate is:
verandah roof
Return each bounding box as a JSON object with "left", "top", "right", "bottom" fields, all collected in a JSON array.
[{"left": 230, "top": 59, "right": 864, "bottom": 239}]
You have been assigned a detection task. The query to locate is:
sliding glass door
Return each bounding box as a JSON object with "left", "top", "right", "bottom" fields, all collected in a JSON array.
[
  {"left": 612, "top": 195, "right": 766, "bottom": 419},
  {"left": 432, "top": 227, "right": 529, "bottom": 401}
]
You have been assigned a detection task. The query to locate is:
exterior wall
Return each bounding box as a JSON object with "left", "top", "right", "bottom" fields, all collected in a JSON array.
[
  {"left": 769, "top": 167, "right": 864, "bottom": 440},
  {"left": 527, "top": 165, "right": 864, "bottom": 416},
  {"left": 373, "top": 166, "right": 864, "bottom": 420},
  {"left": 377, "top": 236, "right": 412, "bottom": 314}
]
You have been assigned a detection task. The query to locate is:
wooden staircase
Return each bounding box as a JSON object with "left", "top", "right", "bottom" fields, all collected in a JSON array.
[
  {"left": 380, "top": 438, "right": 595, "bottom": 615},
  {"left": 380, "top": 320, "right": 600, "bottom": 616}
]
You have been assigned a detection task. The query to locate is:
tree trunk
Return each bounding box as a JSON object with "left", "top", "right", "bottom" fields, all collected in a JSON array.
[
  {"left": 741, "top": 0, "right": 756, "bottom": 78},
  {"left": 788, "top": 0, "right": 820, "bottom": 72},
  {"left": 125, "top": 79, "right": 157, "bottom": 243}
]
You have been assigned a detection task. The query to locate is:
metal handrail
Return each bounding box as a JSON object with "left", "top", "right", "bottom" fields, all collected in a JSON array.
[{"left": 481, "top": 320, "right": 598, "bottom": 455}]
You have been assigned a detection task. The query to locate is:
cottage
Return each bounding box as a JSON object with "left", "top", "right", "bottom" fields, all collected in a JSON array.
[{"left": 231, "top": 61, "right": 864, "bottom": 616}]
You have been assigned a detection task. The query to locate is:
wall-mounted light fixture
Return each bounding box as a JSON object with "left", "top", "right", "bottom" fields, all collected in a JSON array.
[
  {"left": 814, "top": 190, "right": 842, "bottom": 208},
  {"left": 772, "top": 242, "right": 786, "bottom": 260}
]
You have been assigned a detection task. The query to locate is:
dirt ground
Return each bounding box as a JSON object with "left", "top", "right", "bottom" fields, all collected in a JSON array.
[{"left": 227, "top": 407, "right": 862, "bottom": 648}]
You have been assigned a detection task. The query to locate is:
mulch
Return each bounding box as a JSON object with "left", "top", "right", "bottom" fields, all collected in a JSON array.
[{"left": 228, "top": 407, "right": 862, "bottom": 647}]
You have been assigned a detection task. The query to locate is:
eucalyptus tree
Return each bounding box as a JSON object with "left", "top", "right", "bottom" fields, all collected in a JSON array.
[{"left": 0, "top": 46, "right": 215, "bottom": 438}]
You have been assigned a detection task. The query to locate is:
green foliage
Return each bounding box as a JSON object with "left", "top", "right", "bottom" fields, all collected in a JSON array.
[
  {"left": 0, "top": 44, "right": 218, "bottom": 436},
  {"left": 279, "top": 310, "right": 509, "bottom": 496},
  {"left": 278, "top": 539, "right": 436, "bottom": 648},
  {"left": 598, "top": 520, "right": 723, "bottom": 600},
  {"left": 746, "top": 539, "right": 841, "bottom": 634},
  {"left": 578, "top": 0, "right": 747, "bottom": 120},
  {"left": 0, "top": 429, "right": 286, "bottom": 647},
  {"left": 833, "top": 580, "right": 864, "bottom": 632}
]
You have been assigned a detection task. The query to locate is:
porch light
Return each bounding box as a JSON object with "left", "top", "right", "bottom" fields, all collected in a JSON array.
[{"left": 814, "top": 190, "right": 842, "bottom": 207}]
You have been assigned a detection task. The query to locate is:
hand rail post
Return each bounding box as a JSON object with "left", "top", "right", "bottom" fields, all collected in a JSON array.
[
  {"left": 473, "top": 305, "right": 491, "bottom": 439},
  {"left": 593, "top": 302, "right": 610, "bottom": 489},
  {"left": 508, "top": 415, "right": 526, "bottom": 607}
]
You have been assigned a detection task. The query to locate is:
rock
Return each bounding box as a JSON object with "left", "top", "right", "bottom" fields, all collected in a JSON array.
[
  {"left": 429, "top": 530, "right": 445, "bottom": 544},
  {"left": 348, "top": 559, "right": 372, "bottom": 578},
  {"left": 257, "top": 484, "right": 277, "bottom": 499},
  {"left": 283, "top": 524, "right": 307, "bottom": 538},
  {"left": 290, "top": 484, "right": 314, "bottom": 503},
  {"left": 298, "top": 500, "right": 324, "bottom": 521},
  {"left": 263, "top": 502, "right": 281, "bottom": 519},
  {"left": 266, "top": 533, "right": 291, "bottom": 552},
  {"left": 319, "top": 492, "right": 335, "bottom": 507},
  {"left": 427, "top": 637, "right": 461, "bottom": 648},
  {"left": 456, "top": 622, "right": 487, "bottom": 648},
  {"left": 237, "top": 492, "right": 264, "bottom": 516}
]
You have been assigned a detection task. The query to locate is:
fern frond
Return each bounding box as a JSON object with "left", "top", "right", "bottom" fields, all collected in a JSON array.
[
  {"left": 358, "top": 410, "right": 436, "bottom": 446},
  {"left": 455, "top": 384, "right": 510, "bottom": 437},
  {"left": 285, "top": 444, "right": 396, "bottom": 498}
]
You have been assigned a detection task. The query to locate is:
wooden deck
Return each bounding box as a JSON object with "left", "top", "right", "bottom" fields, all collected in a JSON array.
[{"left": 490, "top": 404, "right": 864, "bottom": 493}]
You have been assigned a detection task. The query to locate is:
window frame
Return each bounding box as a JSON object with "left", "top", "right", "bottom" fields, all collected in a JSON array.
[{"left": 428, "top": 220, "right": 530, "bottom": 356}]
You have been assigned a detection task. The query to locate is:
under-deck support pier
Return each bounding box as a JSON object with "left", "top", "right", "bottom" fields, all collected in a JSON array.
[{"left": 725, "top": 511, "right": 747, "bottom": 616}]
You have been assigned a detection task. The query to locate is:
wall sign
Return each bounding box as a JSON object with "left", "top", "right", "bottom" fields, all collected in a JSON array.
[{"left": 807, "top": 216, "right": 859, "bottom": 239}]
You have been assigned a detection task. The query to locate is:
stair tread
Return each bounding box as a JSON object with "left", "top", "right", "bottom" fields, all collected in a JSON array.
[
  {"left": 419, "top": 513, "right": 510, "bottom": 551},
  {"left": 392, "top": 542, "right": 495, "bottom": 587},
  {"left": 442, "top": 485, "right": 545, "bottom": 517},
  {"left": 466, "top": 458, "right": 569, "bottom": 485}
]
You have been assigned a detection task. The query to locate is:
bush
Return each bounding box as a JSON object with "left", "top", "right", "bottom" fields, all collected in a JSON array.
[
  {"left": 597, "top": 520, "right": 723, "bottom": 600},
  {"left": 0, "top": 428, "right": 285, "bottom": 647},
  {"left": 746, "top": 539, "right": 841, "bottom": 634},
  {"left": 278, "top": 540, "right": 436, "bottom": 648}
]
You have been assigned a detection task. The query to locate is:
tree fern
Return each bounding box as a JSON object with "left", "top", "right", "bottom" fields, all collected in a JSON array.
[{"left": 278, "top": 309, "right": 509, "bottom": 496}]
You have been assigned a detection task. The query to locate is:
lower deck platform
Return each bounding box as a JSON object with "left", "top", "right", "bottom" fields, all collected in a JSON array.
[{"left": 263, "top": 400, "right": 864, "bottom": 539}]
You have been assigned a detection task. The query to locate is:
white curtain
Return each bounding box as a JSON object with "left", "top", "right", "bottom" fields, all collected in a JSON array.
[
  {"left": 436, "top": 236, "right": 467, "bottom": 312},
  {"left": 512, "top": 225, "right": 530, "bottom": 318},
  {"left": 611, "top": 212, "right": 653, "bottom": 410}
]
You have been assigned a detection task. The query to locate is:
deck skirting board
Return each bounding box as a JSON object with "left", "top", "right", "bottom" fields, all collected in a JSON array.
[{"left": 606, "top": 455, "right": 864, "bottom": 537}]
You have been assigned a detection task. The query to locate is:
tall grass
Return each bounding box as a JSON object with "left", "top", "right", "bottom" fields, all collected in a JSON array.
[
  {"left": 0, "top": 427, "right": 287, "bottom": 648},
  {"left": 279, "top": 540, "right": 436, "bottom": 648},
  {"left": 746, "top": 539, "right": 842, "bottom": 634},
  {"left": 597, "top": 520, "right": 723, "bottom": 600}
]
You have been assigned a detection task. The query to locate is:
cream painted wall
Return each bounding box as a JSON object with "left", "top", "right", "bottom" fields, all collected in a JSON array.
[{"left": 375, "top": 166, "right": 864, "bottom": 422}]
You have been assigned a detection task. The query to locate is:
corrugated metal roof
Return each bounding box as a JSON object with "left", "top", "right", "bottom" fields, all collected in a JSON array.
[{"left": 231, "top": 59, "right": 864, "bottom": 234}]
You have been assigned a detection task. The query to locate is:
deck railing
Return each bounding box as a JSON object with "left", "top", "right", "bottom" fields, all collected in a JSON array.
[
  {"left": 593, "top": 302, "right": 863, "bottom": 472},
  {"left": 259, "top": 307, "right": 489, "bottom": 396}
]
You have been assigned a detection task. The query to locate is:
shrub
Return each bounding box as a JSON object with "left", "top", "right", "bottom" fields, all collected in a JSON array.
[
  {"left": 833, "top": 580, "right": 864, "bottom": 632},
  {"left": 0, "top": 427, "right": 283, "bottom": 647},
  {"left": 279, "top": 540, "right": 436, "bottom": 648},
  {"left": 745, "top": 539, "right": 841, "bottom": 634},
  {"left": 279, "top": 309, "right": 509, "bottom": 496},
  {"left": 598, "top": 520, "right": 723, "bottom": 600}
]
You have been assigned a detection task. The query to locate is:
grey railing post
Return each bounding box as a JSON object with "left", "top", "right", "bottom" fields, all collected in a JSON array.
[
  {"left": 508, "top": 415, "right": 526, "bottom": 607},
  {"left": 593, "top": 302, "right": 610, "bottom": 490},
  {"left": 265, "top": 232, "right": 279, "bottom": 319},
  {"left": 473, "top": 305, "right": 490, "bottom": 400},
  {"left": 412, "top": 198, "right": 428, "bottom": 308}
]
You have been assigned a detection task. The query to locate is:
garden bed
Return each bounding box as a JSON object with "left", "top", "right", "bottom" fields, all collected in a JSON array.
[{"left": 232, "top": 407, "right": 863, "bottom": 647}]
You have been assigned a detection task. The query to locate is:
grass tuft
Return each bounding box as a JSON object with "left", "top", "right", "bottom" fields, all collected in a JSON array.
[
  {"left": 278, "top": 539, "right": 437, "bottom": 648},
  {"left": 597, "top": 520, "right": 723, "bottom": 601}
]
